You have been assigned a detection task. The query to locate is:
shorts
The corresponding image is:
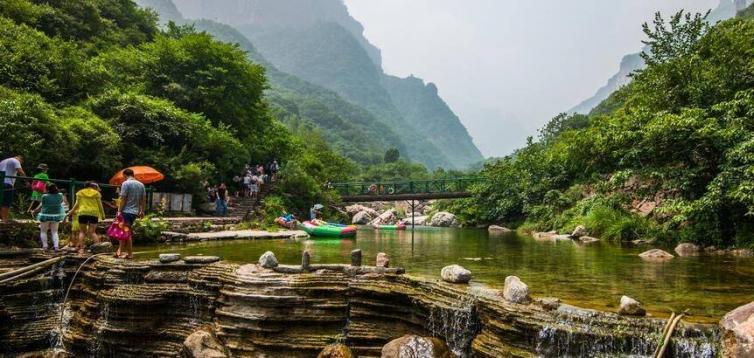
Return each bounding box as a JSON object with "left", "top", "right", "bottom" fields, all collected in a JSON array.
[
  {"left": 122, "top": 212, "right": 138, "bottom": 226},
  {"left": 78, "top": 215, "right": 99, "bottom": 225},
  {"left": 2, "top": 184, "right": 14, "bottom": 208}
]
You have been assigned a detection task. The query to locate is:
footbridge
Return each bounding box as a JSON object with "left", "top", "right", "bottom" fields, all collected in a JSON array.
[{"left": 330, "top": 177, "right": 481, "bottom": 202}]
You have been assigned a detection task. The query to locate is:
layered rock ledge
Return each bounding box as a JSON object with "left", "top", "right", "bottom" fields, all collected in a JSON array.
[{"left": 0, "top": 252, "right": 722, "bottom": 357}]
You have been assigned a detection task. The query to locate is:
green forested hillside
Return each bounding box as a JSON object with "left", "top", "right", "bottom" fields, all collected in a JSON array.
[
  {"left": 0, "top": 0, "right": 352, "bottom": 212},
  {"left": 239, "top": 21, "right": 452, "bottom": 169},
  {"left": 447, "top": 12, "right": 754, "bottom": 248},
  {"left": 383, "top": 75, "right": 483, "bottom": 169},
  {"left": 167, "top": 0, "right": 483, "bottom": 169}
]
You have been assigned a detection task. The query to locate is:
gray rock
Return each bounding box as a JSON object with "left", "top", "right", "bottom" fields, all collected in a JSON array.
[
  {"left": 579, "top": 236, "right": 600, "bottom": 244},
  {"left": 402, "top": 214, "right": 428, "bottom": 226},
  {"left": 376, "top": 252, "right": 389, "bottom": 268},
  {"left": 258, "top": 251, "right": 278, "bottom": 268},
  {"left": 182, "top": 328, "right": 228, "bottom": 358},
  {"left": 159, "top": 253, "right": 181, "bottom": 263},
  {"left": 571, "top": 225, "right": 588, "bottom": 238},
  {"left": 369, "top": 209, "right": 397, "bottom": 226},
  {"left": 720, "top": 301, "right": 754, "bottom": 358},
  {"left": 488, "top": 225, "right": 512, "bottom": 234},
  {"left": 533, "top": 232, "right": 556, "bottom": 241},
  {"left": 346, "top": 204, "right": 378, "bottom": 217},
  {"left": 674, "top": 243, "right": 700, "bottom": 257},
  {"left": 631, "top": 239, "right": 655, "bottom": 246},
  {"left": 618, "top": 295, "right": 646, "bottom": 316},
  {"left": 440, "top": 264, "right": 472, "bottom": 284},
  {"left": 430, "top": 212, "right": 459, "bottom": 228},
  {"left": 638, "top": 249, "right": 674, "bottom": 262},
  {"left": 381, "top": 334, "right": 452, "bottom": 358},
  {"left": 503, "top": 276, "right": 531, "bottom": 304},
  {"left": 538, "top": 297, "right": 561, "bottom": 311},
  {"left": 553, "top": 234, "right": 573, "bottom": 241},
  {"left": 730, "top": 248, "right": 754, "bottom": 258},
  {"left": 184, "top": 256, "right": 220, "bottom": 264},
  {"left": 89, "top": 242, "right": 113, "bottom": 254},
  {"left": 352, "top": 210, "right": 375, "bottom": 225}
]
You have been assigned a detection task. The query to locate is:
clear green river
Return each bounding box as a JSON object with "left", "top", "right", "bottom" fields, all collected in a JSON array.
[{"left": 136, "top": 228, "right": 754, "bottom": 323}]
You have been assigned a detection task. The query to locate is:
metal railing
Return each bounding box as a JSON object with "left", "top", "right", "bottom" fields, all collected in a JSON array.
[
  {"left": 329, "top": 177, "right": 481, "bottom": 197},
  {"left": 0, "top": 172, "right": 154, "bottom": 213}
]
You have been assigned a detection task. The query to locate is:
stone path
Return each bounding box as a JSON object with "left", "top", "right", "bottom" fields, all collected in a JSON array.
[{"left": 161, "top": 229, "right": 309, "bottom": 242}]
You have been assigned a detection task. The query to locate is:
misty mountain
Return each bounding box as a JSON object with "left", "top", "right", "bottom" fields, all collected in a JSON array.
[
  {"left": 569, "top": 0, "right": 752, "bottom": 115},
  {"left": 158, "top": 0, "right": 483, "bottom": 169}
]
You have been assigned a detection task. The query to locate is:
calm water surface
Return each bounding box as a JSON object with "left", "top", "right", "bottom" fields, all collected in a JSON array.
[{"left": 135, "top": 228, "right": 754, "bottom": 323}]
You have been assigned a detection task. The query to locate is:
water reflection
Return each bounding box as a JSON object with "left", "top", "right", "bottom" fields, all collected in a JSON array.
[{"left": 136, "top": 228, "right": 754, "bottom": 323}]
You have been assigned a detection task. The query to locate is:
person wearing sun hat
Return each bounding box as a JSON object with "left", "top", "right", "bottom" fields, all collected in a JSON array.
[{"left": 27, "top": 163, "right": 50, "bottom": 214}]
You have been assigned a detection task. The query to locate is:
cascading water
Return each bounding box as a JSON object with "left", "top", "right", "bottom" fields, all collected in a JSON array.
[
  {"left": 426, "top": 293, "right": 480, "bottom": 357},
  {"left": 534, "top": 307, "right": 719, "bottom": 357}
]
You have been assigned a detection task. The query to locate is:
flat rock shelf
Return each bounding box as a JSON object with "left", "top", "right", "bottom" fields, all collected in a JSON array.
[{"left": 0, "top": 252, "right": 720, "bottom": 357}]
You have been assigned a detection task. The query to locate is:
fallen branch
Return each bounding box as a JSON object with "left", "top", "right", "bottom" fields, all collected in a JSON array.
[
  {"left": 0, "top": 256, "right": 64, "bottom": 281},
  {"left": 655, "top": 311, "right": 686, "bottom": 358}
]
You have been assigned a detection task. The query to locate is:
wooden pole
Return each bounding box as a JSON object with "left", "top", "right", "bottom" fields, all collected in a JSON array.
[
  {"left": 655, "top": 313, "right": 685, "bottom": 358},
  {"left": 0, "top": 256, "right": 64, "bottom": 281}
]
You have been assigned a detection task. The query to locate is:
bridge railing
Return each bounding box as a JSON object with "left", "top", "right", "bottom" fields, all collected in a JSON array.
[{"left": 329, "top": 177, "right": 481, "bottom": 197}]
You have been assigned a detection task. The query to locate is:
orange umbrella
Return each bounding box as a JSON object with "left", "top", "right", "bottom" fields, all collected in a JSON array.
[{"left": 109, "top": 166, "right": 165, "bottom": 186}]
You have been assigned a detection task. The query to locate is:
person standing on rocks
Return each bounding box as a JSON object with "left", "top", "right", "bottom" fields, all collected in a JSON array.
[
  {"left": 0, "top": 155, "right": 26, "bottom": 222},
  {"left": 32, "top": 183, "right": 67, "bottom": 252},
  {"left": 118, "top": 168, "right": 146, "bottom": 259},
  {"left": 67, "top": 182, "right": 105, "bottom": 255},
  {"left": 215, "top": 183, "right": 229, "bottom": 217}
]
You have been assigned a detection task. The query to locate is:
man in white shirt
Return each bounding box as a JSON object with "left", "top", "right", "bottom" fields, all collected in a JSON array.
[{"left": 0, "top": 155, "right": 26, "bottom": 222}]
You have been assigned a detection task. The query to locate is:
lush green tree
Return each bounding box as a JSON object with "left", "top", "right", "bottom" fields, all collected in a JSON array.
[
  {"left": 139, "top": 26, "right": 268, "bottom": 137},
  {"left": 459, "top": 14, "right": 754, "bottom": 247},
  {"left": 640, "top": 10, "right": 709, "bottom": 66},
  {"left": 384, "top": 148, "right": 400, "bottom": 163},
  {"left": 0, "top": 0, "right": 158, "bottom": 48},
  {"left": 0, "top": 18, "right": 104, "bottom": 103}
]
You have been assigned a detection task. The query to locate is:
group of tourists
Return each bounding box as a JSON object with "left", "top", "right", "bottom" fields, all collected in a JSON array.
[
  {"left": 233, "top": 160, "right": 279, "bottom": 199},
  {"left": 0, "top": 155, "right": 145, "bottom": 258}
]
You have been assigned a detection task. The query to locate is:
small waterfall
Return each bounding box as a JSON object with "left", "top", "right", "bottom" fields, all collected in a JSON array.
[
  {"left": 426, "top": 293, "right": 480, "bottom": 357},
  {"left": 49, "top": 260, "right": 69, "bottom": 353},
  {"left": 534, "top": 309, "right": 719, "bottom": 357}
]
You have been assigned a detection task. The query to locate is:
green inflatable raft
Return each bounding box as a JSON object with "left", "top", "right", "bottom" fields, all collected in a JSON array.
[{"left": 299, "top": 221, "right": 357, "bottom": 238}]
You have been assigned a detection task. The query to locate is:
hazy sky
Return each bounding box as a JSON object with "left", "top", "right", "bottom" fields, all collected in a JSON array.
[{"left": 344, "top": 0, "right": 720, "bottom": 157}]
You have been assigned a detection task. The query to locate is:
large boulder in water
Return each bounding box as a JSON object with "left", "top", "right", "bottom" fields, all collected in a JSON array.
[
  {"left": 674, "top": 243, "right": 700, "bottom": 257},
  {"left": 430, "top": 212, "right": 459, "bottom": 228},
  {"left": 182, "top": 328, "right": 228, "bottom": 358},
  {"left": 352, "top": 210, "right": 376, "bottom": 225},
  {"left": 721, "top": 301, "right": 754, "bottom": 358},
  {"left": 370, "top": 209, "right": 397, "bottom": 225},
  {"left": 571, "top": 225, "right": 588, "bottom": 238},
  {"left": 503, "top": 276, "right": 531, "bottom": 304},
  {"left": 346, "top": 204, "right": 378, "bottom": 217},
  {"left": 381, "top": 334, "right": 452, "bottom": 358},
  {"left": 638, "top": 249, "right": 674, "bottom": 262},
  {"left": 440, "top": 264, "right": 471, "bottom": 284},
  {"left": 318, "top": 343, "right": 354, "bottom": 358},
  {"left": 488, "top": 225, "right": 512, "bottom": 234},
  {"left": 618, "top": 295, "right": 646, "bottom": 316}
]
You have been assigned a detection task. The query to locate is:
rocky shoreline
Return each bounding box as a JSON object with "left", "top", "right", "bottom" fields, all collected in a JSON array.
[{"left": 0, "top": 250, "right": 743, "bottom": 357}]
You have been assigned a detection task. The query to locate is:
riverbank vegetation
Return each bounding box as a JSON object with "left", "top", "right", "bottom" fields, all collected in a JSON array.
[
  {"left": 0, "top": 0, "right": 357, "bottom": 213},
  {"left": 446, "top": 10, "right": 754, "bottom": 247}
]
